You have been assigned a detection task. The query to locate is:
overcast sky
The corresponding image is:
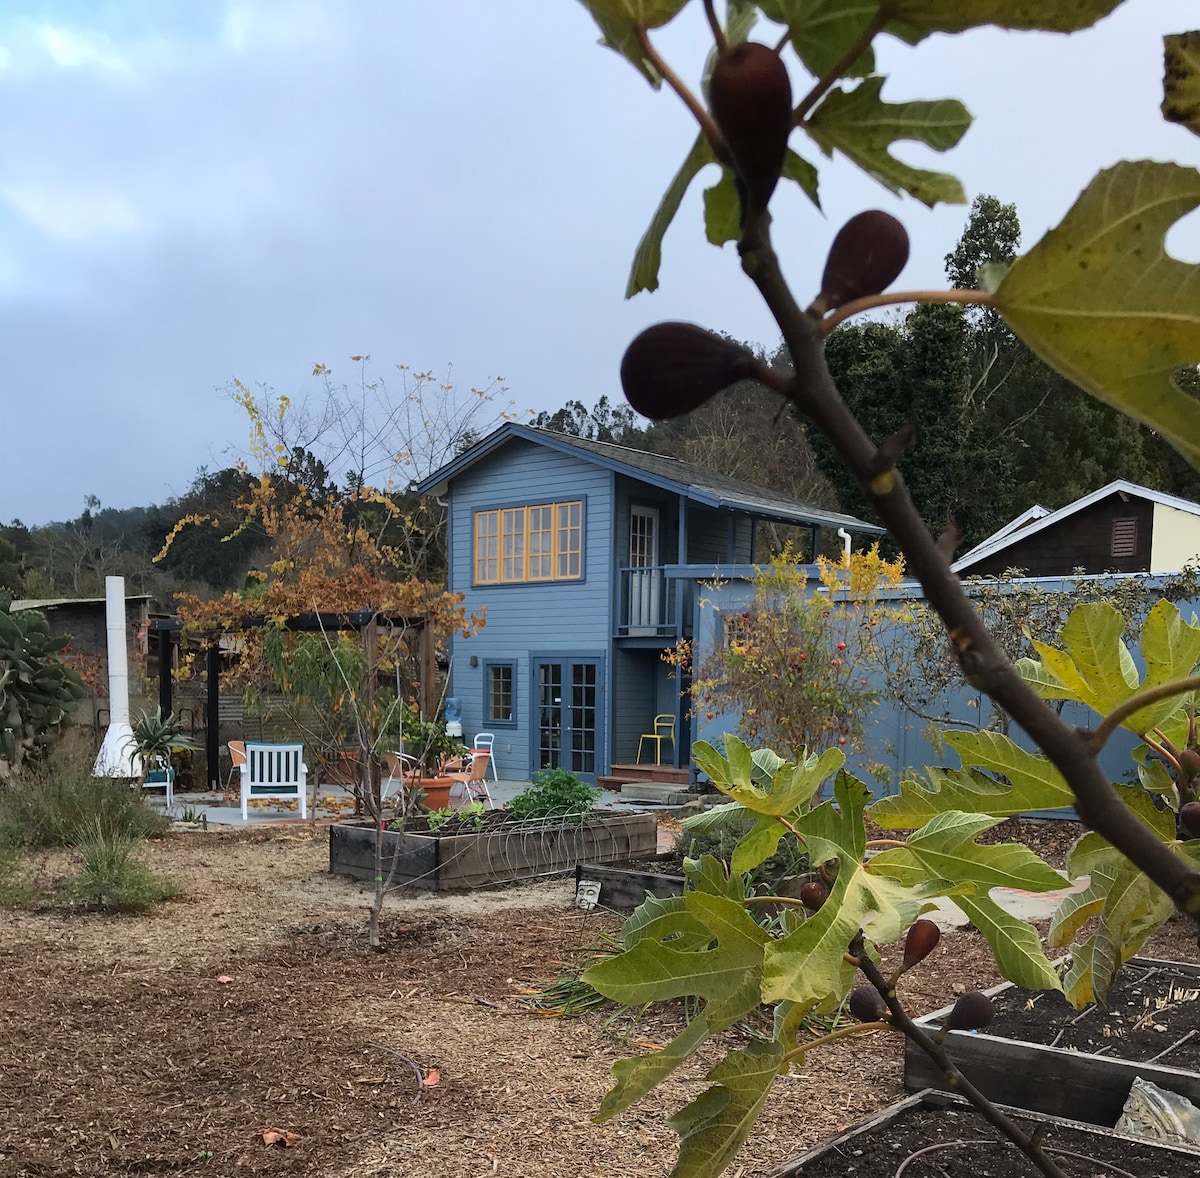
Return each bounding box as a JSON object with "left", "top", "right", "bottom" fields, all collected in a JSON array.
[{"left": 1, "top": 0, "right": 1197, "bottom": 526}]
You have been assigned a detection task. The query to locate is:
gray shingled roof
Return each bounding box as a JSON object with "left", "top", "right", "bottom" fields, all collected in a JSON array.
[{"left": 420, "top": 423, "right": 883, "bottom": 534}]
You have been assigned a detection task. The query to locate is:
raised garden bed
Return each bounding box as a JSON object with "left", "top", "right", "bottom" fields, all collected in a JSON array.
[
  {"left": 574, "top": 856, "right": 686, "bottom": 910},
  {"left": 329, "top": 810, "right": 657, "bottom": 891},
  {"left": 768, "top": 1088, "right": 1200, "bottom": 1177},
  {"left": 905, "top": 957, "right": 1200, "bottom": 1126}
]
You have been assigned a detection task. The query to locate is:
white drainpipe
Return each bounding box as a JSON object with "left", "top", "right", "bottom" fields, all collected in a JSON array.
[
  {"left": 93, "top": 576, "right": 142, "bottom": 778},
  {"left": 837, "top": 527, "right": 852, "bottom": 561}
]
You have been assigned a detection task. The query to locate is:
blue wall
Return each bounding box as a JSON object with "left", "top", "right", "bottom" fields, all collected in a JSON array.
[
  {"left": 447, "top": 438, "right": 614, "bottom": 778},
  {"left": 687, "top": 568, "right": 1195, "bottom": 800}
]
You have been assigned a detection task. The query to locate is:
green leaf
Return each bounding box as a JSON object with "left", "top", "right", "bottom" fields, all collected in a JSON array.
[
  {"left": 627, "top": 135, "right": 717, "bottom": 297},
  {"left": 681, "top": 799, "right": 751, "bottom": 836},
  {"left": 1163, "top": 32, "right": 1200, "bottom": 137},
  {"left": 598, "top": 1017, "right": 711, "bottom": 1122},
  {"left": 668, "top": 1043, "right": 783, "bottom": 1178},
  {"left": 580, "top": 0, "right": 690, "bottom": 31},
  {"left": 621, "top": 892, "right": 711, "bottom": 950},
  {"left": 991, "top": 160, "right": 1200, "bottom": 471},
  {"left": 1048, "top": 861, "right": 1117, "bottom": 949},
  {"left": 697, "top": 739, "right": 843, "bottom": 817},
  {"left": 759, "top": 0, "right": 924, "bottom": 79},
  {"left": 729, "top": 815, "right": 786, "bottom": 874},
  {"left": 1014, "top": 656, "right": 1076, "bottom": 700},
  {"left": 868, "top": 730, "right": 1074, "bottom": 828},
  {"left": 954, "top": 894, "right": 1061, "bottom": 991},
  {"left": 684, "top": 853, "right": 748, "bottom": 902},
  {"left": 891, "top": 0, "right": 1124, "bottom": 34},
  {"left": 584, "top": 890, "right": 770, "bottom": 1032},
  {"left": 869, "top": 810, "right": 1067, "bottom": 892},
  {"left": 806, "top": 76, "right": 969, "bottom": 207},
  {"left": 1135, "top": 599, "right": 1200, "bottom": 731},
  {"left": 782, "top": 148, "right": 821, "bottom": 209}
]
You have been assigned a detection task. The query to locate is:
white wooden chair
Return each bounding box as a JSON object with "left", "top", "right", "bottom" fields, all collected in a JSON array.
[
  {"left": 143, "top": 758, "right": 175, "bottom": 809},
  {"left": 240, "top": 742, "right": 308, "bottom": 820}
]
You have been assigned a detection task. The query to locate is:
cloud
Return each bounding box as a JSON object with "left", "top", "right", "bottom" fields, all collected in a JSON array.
[
  {"left": 37, "top": 25, "right": 130, "bottom": 73},
  {"left": 2, "top": 184, "right": 144, "bottom": 242}
]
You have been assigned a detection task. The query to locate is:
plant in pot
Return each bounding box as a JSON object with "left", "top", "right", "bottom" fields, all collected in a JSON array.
[
  {"left": 131, "top": 708, "right": 202, "bottom": 789},
  {"left": 399, "top": 706, "right": 467, "bottom": 811}
]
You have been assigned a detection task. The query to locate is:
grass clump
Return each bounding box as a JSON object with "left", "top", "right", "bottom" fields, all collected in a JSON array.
[
  {"left": 0, "top": 760, "right": 169, "bottom": 850},
  {"left": 67, "top": 819, "right": 179, "bottom": 911}
]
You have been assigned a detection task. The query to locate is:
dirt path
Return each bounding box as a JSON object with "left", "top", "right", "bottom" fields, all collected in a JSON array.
[{"left": 0, "top": 827, "right": 1195, "bottom": 1178}]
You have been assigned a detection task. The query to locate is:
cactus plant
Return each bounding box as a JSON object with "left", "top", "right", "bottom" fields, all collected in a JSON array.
[{"left": 0, "top": 594, "right": 86, "bottom": 782}]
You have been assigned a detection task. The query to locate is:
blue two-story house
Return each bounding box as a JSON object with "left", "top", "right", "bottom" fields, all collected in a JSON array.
[{"left": 418, "top": 423, "right": 882, "bottom": 785}]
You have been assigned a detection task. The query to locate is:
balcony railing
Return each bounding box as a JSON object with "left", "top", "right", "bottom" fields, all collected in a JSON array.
[{"left": 617, "top": 566, "right": 685, "bottom": 636}]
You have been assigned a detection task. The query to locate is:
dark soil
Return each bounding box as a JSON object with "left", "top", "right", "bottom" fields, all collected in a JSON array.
[
  {"left": 972, "top": 959, "right": 1200, "bottom": 1071},
  {"left": 788, "top": 1102, "right": 1200, "bottom": 1177}
]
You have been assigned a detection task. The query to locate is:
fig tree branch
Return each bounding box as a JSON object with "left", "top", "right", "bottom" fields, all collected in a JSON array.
[
  {"left": 819, "top": 288, "right": 995, "bottom": 335},
  {"left": 1089, "top": 675, "right": 1200, "bottom": 750},
  {"left": 702, "top": 0, "right": 726, "bottom": 53},
  {"left": 736, "top": 217, "right": 1200, "bottom": 926},
  {"left": 850, "top": 933, "right": 1070, "bottom": 1178},
  {"left": 635, "top": 28, "right": 730, "bottom": 166}
]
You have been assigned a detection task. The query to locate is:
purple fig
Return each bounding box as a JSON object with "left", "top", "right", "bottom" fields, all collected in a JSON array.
[
  {"left": 799, "top": 881, "right": 828, "bottom": 912},
  {"left": 1180, "top": 800, "right": 1200, "bottom": 838},
  {"left": 820, "top": 210, "right": 910, "bottom": 310},
  {"left": 848, "top": 985, "right": 888, "bottom": 1023},
  {"left": 709, "top": 42, "right": 793, "bottom": 219},
  {"left": 901, "top": 919, "right": 942, "bottom": 973},
  {"left": 620, "top": 322, "right": 756, "bottom": 421},
  {"left": 945, "top": 991, "right": 994, "bottom": 1032},
  {"left": 1178, "top": 749, "right": 1200, "bottom": 780}
]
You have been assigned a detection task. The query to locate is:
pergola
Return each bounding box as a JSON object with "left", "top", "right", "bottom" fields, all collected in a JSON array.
[{"left": 149, "top": 610, "right": 434, "bottom": 789}]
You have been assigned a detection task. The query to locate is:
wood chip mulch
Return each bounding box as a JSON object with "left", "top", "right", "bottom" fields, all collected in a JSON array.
[{"left": 0, "top": 824, "right": 1195, "bottom": 1178}]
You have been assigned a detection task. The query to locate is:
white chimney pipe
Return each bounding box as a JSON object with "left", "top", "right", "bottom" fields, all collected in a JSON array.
[
  {"left": 93, "top": 576, "right": 142, "bottom": 778},
  {"left": 837, "top": 527, "right": 852, "bottom": 561}
]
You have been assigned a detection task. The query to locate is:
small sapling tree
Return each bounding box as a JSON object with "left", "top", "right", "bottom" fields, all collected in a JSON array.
[{"left": 573, "top": 3, "right": 1200, "bottom": 1175}]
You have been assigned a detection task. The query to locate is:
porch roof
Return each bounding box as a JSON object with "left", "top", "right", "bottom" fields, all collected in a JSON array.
[{"left": 418, "top": 423, "right": 884, "bottom": 534}]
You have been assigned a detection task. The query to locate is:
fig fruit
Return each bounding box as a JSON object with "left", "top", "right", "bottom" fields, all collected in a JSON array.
[
  {"left": 620, "top": 322, "right": 756, "bottom": 421},
  {"left": 1180, "top": 800, "right": 1200, "bottom": 838},
  {"left": 799, "top": 881, "right": 828, "bottom": 912},
  {"left": 848, "top": 985, "right": 888, "bottom": 1023},
  {"left": 709, "top": 42, "right": 793, "bottom": 219},
  {"left": 820, "top": 210, "right": 910, "bottom": 310},
  {"left": 944, "top": 991, "right": 994, "bottom": 1032},
  {"left": 901, "top": 919, "right": 942, "bottom": 973},
  {"left": 1179, "top": 749, "right": 1200, "bottom": 779}
]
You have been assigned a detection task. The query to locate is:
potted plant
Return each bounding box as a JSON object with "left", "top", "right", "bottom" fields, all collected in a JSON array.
[
  {"left": 399, "top": 707, "right": 466, "bottom": 810},
  {"left": 131, "top": 708, "right": 202, "bottom": 802}
]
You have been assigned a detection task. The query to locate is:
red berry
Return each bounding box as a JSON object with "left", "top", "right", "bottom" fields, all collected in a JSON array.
[
  {"left": 709, "top": 42, "right": 793, "bottom": 220},
  {"left": 820, "top": 210, "right": 910, "bottom": 310},
  {"left": 799, "top": 652, "right": 807, "bottom": 661},
  {"left": 837, "top": 736, "right": 847, "bottom": 746},
  {"left": 837, "top": 642, "right": 847, "bottom": 651}
]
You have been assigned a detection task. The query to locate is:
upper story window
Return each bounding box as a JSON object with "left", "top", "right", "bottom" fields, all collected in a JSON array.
[{"left": 474, "top": 500, "right": 583, "bottom": 584}]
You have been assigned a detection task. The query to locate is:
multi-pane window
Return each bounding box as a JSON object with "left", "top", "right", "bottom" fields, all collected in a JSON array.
[
  {"left": 485, "top": 663, "right": 515, "bottom": 725},
  {"left": 473, "top": 501, "right": 584, "bottom": 584}
]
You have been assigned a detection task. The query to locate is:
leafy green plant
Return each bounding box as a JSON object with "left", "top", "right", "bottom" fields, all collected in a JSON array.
[
  {"left": 573, "top": 5, "right": 1200, "bottom": 1175},
  {"left": 132, "top": 708, "right": 201, "bottom": 778},
  {"left": 401, "top": 707, "right": 467, "bottom": 778},
  {"left": 506, "top": 769, "right": 601, "bottom": 821},
  {"left": 67, "top": 818, "right": 178, "bottom": 911},
  {"left": 0, "top": 596, "right": 86, "bottom": 782}
]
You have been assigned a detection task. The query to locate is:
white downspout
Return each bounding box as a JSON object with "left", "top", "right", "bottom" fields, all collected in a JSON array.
[
  {"left": 93, "top": 576, "right": 142, "bottom": 778},
  {"left": 837, "top": 527, "right": 852, "bottom": 562}
]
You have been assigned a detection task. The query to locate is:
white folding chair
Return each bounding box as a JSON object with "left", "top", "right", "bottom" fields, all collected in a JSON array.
[{"left": 472, "top": 732, "right": 498, "bottom": 784}]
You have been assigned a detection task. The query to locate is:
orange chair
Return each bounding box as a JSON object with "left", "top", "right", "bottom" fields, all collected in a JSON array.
[
  {"left": 225, "top": 740, "right": 246, "bottom": 788},
  {"left": 446, "top": 750, "right": 493, "bottom": 809}
]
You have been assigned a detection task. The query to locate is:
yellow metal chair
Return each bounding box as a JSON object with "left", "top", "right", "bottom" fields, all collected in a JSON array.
[{"left": 637, "top": 714, "right": 676, "bottom": 764}]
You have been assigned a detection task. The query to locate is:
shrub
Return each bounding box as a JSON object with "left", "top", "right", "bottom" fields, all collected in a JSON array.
[
  {"left": 67, "top": 818, "right": 178, "bottom": 911},
  {"left": 0, "top": 759, "right": 170, "bottom": 850},
  {"left": 506, "top": 769, "right": 601, "bottom": 821}
]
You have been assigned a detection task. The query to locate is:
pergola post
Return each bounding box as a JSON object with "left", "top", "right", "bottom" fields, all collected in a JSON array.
[{"left": 206, "top": 643, "right": 221, "bottom": 789}]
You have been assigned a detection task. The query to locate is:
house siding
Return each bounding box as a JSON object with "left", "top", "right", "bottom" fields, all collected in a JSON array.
[
  {"left": 1150, "top": 503, "right": 1200, "bottom": 571},
  {"left": 966, "top": 494, "right": 1154, "bottom": 577},
  {"left": 447, "top": 439, "right": 613, "bottom": 778}
]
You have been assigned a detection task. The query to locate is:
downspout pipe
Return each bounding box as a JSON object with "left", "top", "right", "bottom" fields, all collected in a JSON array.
[{"left": 837, "top": 527, "right": 852, "bottom": 562}]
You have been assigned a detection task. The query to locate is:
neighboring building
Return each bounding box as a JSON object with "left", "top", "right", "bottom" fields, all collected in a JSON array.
[
  {"left": 418, "top": 424, "right": 882, "bottom": 785},
  {"left": 952, "top": 480, "right": 1200, "bottom": 578},
  {"left": 10, "top": 593, "right": 152, "bottom": 724}
]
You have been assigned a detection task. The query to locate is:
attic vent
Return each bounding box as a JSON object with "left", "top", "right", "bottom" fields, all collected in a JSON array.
[{"left": 1111, "top": 517, "right": 1138, "bottom": 557}]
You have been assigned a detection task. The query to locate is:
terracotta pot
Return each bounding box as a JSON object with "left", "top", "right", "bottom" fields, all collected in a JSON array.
[{"left": 416, "top": 775, "right": 454, "bottom": 810}]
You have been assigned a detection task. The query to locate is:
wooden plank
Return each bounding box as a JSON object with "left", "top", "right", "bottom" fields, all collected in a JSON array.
[
  {"left": 575, "top": 862, "right": 685, "bottom": 910},
  {"left": 905, "top": 957, "right": 1200, "bottom": 1125}
]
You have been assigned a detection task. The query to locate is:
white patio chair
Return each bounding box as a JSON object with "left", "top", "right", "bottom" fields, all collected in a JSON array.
[
  {"left": 472, "top": 732, "right": 498, "bottom": 784},
  {"left": 240, "top": 742, "right": 308, "bottom": 820}
]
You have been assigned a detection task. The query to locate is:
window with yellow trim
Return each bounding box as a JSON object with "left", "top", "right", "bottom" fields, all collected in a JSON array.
[{"left": 473, "top": 501, "right": 584, "bottom": 584}]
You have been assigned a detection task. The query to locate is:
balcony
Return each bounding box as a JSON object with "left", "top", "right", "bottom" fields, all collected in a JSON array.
[{"left": 616, "top": 566, "right": 687, "bottom": 638}]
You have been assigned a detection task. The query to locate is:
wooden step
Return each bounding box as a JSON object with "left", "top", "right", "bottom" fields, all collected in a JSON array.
[{"left": 603, "top": 763, "right": 691, "bottom": 791}]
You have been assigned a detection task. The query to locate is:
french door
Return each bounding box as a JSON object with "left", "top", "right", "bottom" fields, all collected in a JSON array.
[
  {"left": 629, "top": 506, "right": 660, "bottom": 630},
  {"left": 533, "top": 657, "right": 604, "bottom": 784}
]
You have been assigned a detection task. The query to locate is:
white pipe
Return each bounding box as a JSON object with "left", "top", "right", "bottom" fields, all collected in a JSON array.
[
  {"left": 837, "top": 527, "right": 852, "bottom": 562},
  {"left": 93, "top": 576, "right": 142, "bottom": 778}
]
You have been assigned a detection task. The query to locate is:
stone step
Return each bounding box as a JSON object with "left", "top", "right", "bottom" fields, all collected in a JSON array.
[{"left": 615, "top": 782, "right": 697, "bottom": 806}]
